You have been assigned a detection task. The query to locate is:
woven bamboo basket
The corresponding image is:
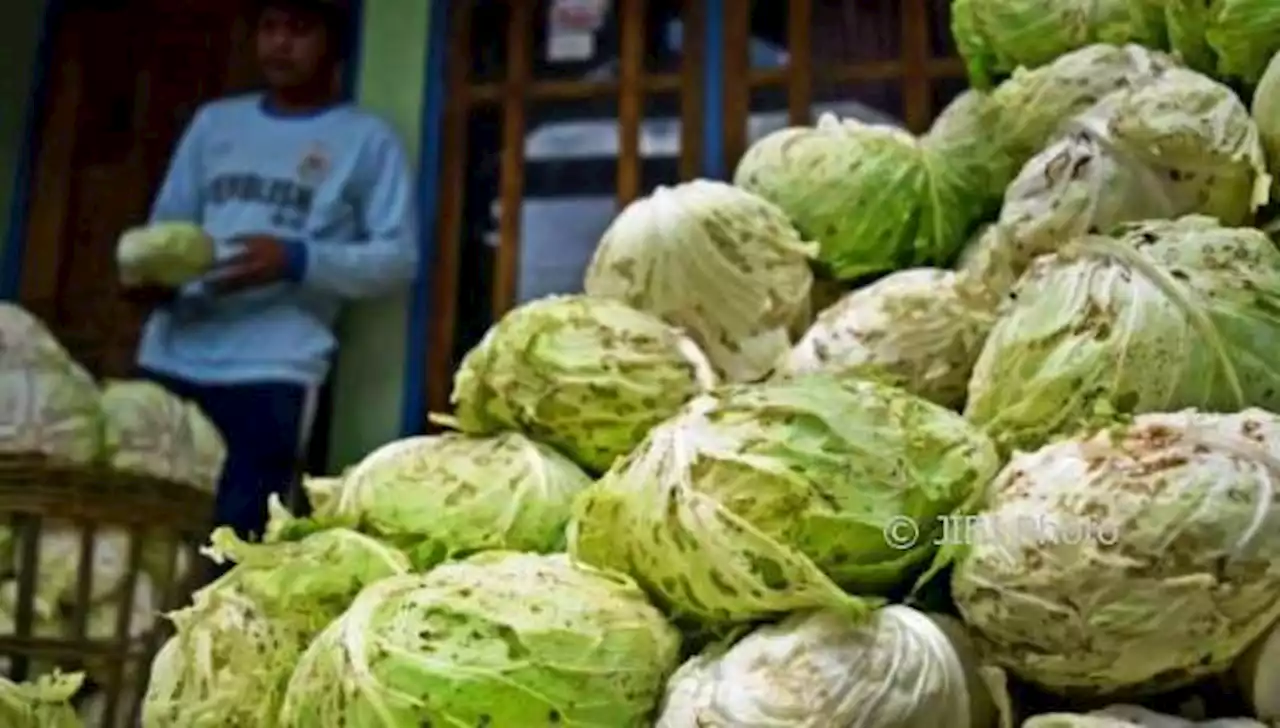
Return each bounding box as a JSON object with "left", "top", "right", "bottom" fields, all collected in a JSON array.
[{"left": 0, "top": 452, "right": 214, "bottom": 727}]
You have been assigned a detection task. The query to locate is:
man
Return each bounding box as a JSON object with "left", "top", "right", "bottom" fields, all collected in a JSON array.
[{"left": 129, "top": 0, "right": 418, "bottom": 547}]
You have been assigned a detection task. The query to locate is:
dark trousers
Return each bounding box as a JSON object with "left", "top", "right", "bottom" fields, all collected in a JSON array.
[{"left": 138, "top": 369, "right": 313, "bottom": 551}]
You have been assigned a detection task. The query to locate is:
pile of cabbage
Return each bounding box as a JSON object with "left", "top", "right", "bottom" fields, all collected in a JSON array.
[
  {"left": 0, "top": 303, "right": 225, "bottom": 724},
  {"left": 87, "top": 3, "right": 1280, "bottom": 726}
]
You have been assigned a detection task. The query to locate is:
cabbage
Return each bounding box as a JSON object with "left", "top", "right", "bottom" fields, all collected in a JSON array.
[
  {"left": 1166, "top": 0, "right": 1280, "bottom": 85},
  {"left": 1025, "top": 706, "right": 1265, "bottom": 727},
  {"left": 656, "top": 606, "right": 989, "bottom": 728},
  {"left": 299, "top": 473, "right": 342, "bottom": 517},
  {"left": 101, "top": 379, "right": 225, "bottom": 491},
  {"left": 779, "top": 268, "right": 997, "bottom": 409},
  {"left": 733, "top": 113, "right": 977, "bottom": 281},
  {"left": 311, "top": 431, "right": 592, "bottom": 568},
  {"left": 1235, "top": 620, "right": 1280, "bottom": 724},
  {"left": 0, "top": 671, "right": 83, "bottom": 728},
  {"left": 1253, "top": 51, "right": 1280, "bottom": 199},
  {"left": 990, "top": 44, "right": 1176, "bottom": 179},
  {"left": 952, "top": 409, "right": 1280, "bottom": 696},
  {"left": 141, "top": 526, "right": 410, "bottom": 727},
  {"left": 116, "top": 221, "right": 215, "bottom": 288},
  {"left": 951, "top": 0, "right": 1166, "bottom": 89},
  {"left": 0, "top": 357, "right": 102, "bottom": 464},
  {"left": 924, "top": 89, "right": 1016, "bottom": 212},
  {"left": 450, "top": 294, "right": 716, "bottom": 473},
  {"left": 584, "top": 179, "right": 816, "bottom": 383},
  {"left": 982, "top": 68, "right": 1270, "bottom": 293},
  {"left": 279, "top": 551, "right": 680, "bottom": 727},
  {"left": 569, "top": 374, "right": 1000, "bottom": 629},
  {"left": 966, "top": 216, "right": 1280, "bottom": 454},
  {"left": 0, "top": 304, "right": 69, "bottom": 367}
]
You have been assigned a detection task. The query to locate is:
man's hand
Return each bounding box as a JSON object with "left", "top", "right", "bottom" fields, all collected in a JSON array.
[{"left": 208, "top": 236, "right": 293, "bottom": 294}]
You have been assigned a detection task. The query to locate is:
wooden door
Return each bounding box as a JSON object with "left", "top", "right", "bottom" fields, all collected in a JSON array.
[{"left": 17, "top": 0, "right": 260, "bottom": 377}]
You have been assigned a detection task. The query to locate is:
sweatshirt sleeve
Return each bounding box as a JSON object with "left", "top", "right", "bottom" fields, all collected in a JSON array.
[
  {"left": 288, "top": 124, "right": 420, "bottom": 299},
  {"left": 148, "top": 108, "right": 209, "bottom": 224}
]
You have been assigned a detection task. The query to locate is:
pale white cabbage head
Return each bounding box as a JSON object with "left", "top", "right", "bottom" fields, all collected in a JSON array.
[
  {"left": 656, "top": 606, "right": 988, "bottom": 728},
  {"left": 116, "top": 221, "right": 215, "bottom": 288},
  {"left": 779, "top": 268, "right": 996, "bottom": 409},
  {"left": 585, "top": 179, "right": 817, "bottom": 383},
  {"left": 143, "top": 587, "right": 316, "bottom": 728},
  {"left": 990, "top": 44, "right": 1177, "bottom": 172},
  {"left": 13, "top": 524, "right": 171, "bottom": 639},
  {"left": 1234, "top": 619, "right": 1280, "bottom": 723},
  {"left": 1024, "top": 705, "right": 1265, "bottom": 727},
  {"left": 0, "top": 304, "right": 68, "bottom": 368},
  {"left": 952, "top": 409, "right": 1280, "bottom": 696},
  {"left": 0, "top": 357, "right": 102, "bottom": 464},
  {"left": 101, "top": 379, "right": 225, "bottom": 491},
  {"left": 980, "top": 67, "right": 1270, "bottom": 296}
]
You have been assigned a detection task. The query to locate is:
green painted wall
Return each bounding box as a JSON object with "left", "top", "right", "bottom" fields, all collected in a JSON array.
[
  {"left": 325, "top": 0, "right": 432, "bottom": 470},
  {"left": 0, "top": 0, "right": 47, "bottom": 260}
]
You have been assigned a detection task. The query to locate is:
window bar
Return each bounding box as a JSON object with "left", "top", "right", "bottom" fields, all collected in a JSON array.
[
  {"left": 617, "top": 0, "right": 645, "bottom": 206},
  {"left": 721, "top": 0, "right": 750, "bottom": 173},
  {"left": 492, "top": 0, "right": 534, "bottom": 318},
  {"left": 469, "top": 74, "right": 682, "bottom": 104},
  {"left": 426, "top": 0, "right": 473, "bottom": 420},
  {"left": 786, "top": 0, "right": 812, "bottom": 125},
  {"left": 678, "top": 0, "right": 705, "bottom": 181},
  {"left": 901, "top": 0, "right": 932, "bottom": 132}
]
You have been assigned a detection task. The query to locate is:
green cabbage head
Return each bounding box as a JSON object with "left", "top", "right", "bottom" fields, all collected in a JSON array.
[
  {"left": 657, "top": 606, "right": 994, "bottom": 728},
  {"left": 142, "top": 526, "right": 410, "bottom": 727},
  {"left": 306, "top": 431, "right": 593, "bottom": 568},
  {"left": 733, "top": 113, "right": 975, "bottom": 281},
  {"left": 568, "top": 374, "right": 1000, "bottom": 630},
  {"left": 116, "top": 221, "right": 215, "bottom": 288},
  {"left": 450, "top": 294, "right": 716, "bottom": 473},
  {"left": 952, "top": 409, "right": 1280, "bottom": 696},
  {"left": 584, "top": 179, "right": 817, "bottom": 383},
  {"left": 779, "top": 268, "right": 997, "bottom": 409},
  {"left": 1166, "top": 0, "right": 1280, "bottom": 85},
  {"left": 951, "top": 0, "right": 1167, "bottom": 88},
  {"left": 0, "top": 672, "right": 83, "bottom": 728},
  {"left": 923, "top": 88, "right": 1016, "bottom": 211},
  {"left": 101, "top": 379, "right": 226, "bottom": 491},
  {"left": 278, "top": 551, "right": 681, "bottom": 728},
  {"left": 966, "top": 216, "right": 1280, "bottom": 454},
  {"left": 990, "top": 44, "right": 1176, "bottom": 177}
]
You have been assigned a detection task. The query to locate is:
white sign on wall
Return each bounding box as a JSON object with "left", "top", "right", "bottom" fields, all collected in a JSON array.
[{"left": 547, "top": 0, "right": 610, "bottom": 61}]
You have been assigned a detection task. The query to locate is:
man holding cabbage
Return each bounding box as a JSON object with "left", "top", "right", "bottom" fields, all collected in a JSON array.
[{"left": 116, "top": 0, "right": 419, "bottom": 558}]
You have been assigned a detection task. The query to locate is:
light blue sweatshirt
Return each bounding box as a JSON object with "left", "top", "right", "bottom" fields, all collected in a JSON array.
[{"left": 137, "top": 93, "right": 419, "bottom": 386}]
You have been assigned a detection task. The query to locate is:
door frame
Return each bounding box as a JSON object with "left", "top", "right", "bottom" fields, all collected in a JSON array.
[{"left": 1, "top": 0, "right": 61, "bottom": 300}]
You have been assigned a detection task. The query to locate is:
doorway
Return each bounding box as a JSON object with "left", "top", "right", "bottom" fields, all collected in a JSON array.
[{"left": 16, "top": 0, "right": 261, "bottom": 377}]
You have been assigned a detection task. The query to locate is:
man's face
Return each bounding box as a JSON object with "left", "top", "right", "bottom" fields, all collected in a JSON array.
[{"left": 256, "top": 6, "right": 331, "bottom": 89}]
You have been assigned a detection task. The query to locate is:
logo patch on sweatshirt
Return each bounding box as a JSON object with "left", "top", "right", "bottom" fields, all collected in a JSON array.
[{"left": 297, "top": 143, "right": 331, "bottom": 185}]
